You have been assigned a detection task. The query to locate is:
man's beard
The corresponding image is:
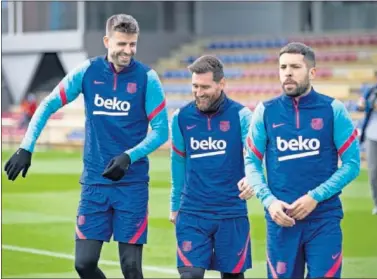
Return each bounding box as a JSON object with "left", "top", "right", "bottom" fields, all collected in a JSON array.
[
  {"left": 196, "top": 95, "right": 213, "bottom": 111},
  {"left": 283, "top": 79, "right": 310, "bottom": 98},
  {"left": 196, "top": 91, "right": 224, "bottom": 113},
  {"left": 112, "top": 52, "right": 133, "bottom": 67}
]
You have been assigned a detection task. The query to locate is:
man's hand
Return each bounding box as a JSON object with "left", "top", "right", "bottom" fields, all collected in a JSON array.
[
  {"left": 268, "top": 200, "right": 296, "bottom": 227},
  {"left": 237, "top": 177, "right": 255, "bottom": 200},
  {"left": 357, "top": 97, "right": 366, "bottom": 111},
  {"left": 287, "top": 194, "right": 318, "bottom": 220},
  {"left": 102, "top": 153, "right": 131, "bottom": 181},
  {"left": 169, "top": 211, "right": 179, "bottom": 224},
  {"left": 4, "top": 148, "right": 32, "bottom": 181}
]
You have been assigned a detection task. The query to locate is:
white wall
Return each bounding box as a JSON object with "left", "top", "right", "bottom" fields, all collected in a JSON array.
[
  {"left": 2, "top": 54, "right": 42, "bottom": 103},
  {"left": 2, "top": 31, "right": 84, "bottom": 54}
]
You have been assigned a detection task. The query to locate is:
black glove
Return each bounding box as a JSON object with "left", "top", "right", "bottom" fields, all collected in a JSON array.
[
  {"left": 4, "top": 148, "right": 32, "bottom": 181},
  {"left": 102, "top": 153, "right": 131, "bottom": 181}
]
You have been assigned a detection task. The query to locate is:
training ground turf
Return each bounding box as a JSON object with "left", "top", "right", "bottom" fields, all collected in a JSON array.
[{"left": 2, "top": 149, "right": 377, "bottom": 278}]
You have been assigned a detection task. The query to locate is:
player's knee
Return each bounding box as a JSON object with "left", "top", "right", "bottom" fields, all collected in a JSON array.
[
  {"left": 120, "top": 254, "right": 143, "bottom": 279},
  {"left": 119, "top": 243, "right": 143, "bottom": 279},
  {"left": 222, "top": 272, "right": 245, "bottom": 279},
  {"left": 120, "top": 262, "right": 143, "bottom": 279},
  {"left": 178, "top": 266, "right": 205, "bottom": 279},
  {"left": 74, "top": 255, "right": 99, "bottom": 275}
]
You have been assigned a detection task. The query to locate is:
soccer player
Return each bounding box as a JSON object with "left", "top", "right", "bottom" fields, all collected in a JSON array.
[
  {"left": 245, "top": 42, "right": 360, "bottom": 278},
  {"left": 358, "top": 82, "right": 377, "bottom": 215},
  {"left": 169, "top": 55, "right": 254, "bottom": 279},
  {"left": 4, "top": 14, "right": 168, "bottom": 279}
]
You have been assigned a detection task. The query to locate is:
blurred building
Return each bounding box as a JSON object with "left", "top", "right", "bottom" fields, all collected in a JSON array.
[{"left": 2, "top": 1, "right": 377, "bottom": 150}]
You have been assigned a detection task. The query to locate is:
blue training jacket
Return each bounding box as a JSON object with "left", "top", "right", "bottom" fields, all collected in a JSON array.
[
  {"left": 170, "top": 95, "right": 252, "bottom": 219},
  {"left": 245, "top": 88, "right": 360, "bottom": 220},
  {"left": 20, "top": 56, "right": 169, "bottom": 186}
]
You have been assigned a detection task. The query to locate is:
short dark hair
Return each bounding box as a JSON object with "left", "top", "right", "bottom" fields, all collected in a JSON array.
[
  {"left": 187, "top": 55, "right": 224, "bottom": 82},
  {"left": 106, "top": 14, "right": 139, "bottom": 36},
  {"left": 279, "top": 42, "right": 316, "bottom": 67}
]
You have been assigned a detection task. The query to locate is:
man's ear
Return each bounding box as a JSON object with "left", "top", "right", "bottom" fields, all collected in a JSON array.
[
  {"left": 309, "top": 67, "right": 316, "bottom": 81},
  {"left": 103, "top": 35, "right": 109, "bottom": 49},
  {"left": 219, "top": 77, "right": 226, "bottom": 91}
]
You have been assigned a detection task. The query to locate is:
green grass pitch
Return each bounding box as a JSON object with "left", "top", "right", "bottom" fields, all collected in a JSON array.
[{"left": 2, "top": 149, "right": 377, "bottom": 278}]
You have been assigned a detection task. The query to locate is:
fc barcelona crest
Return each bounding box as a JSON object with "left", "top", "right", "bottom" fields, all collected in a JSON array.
[
  {"left": 276, "top": 261, "right": 287, "bottom": 275},
  {"left": 182, "top": 241, "right": 192, "bottom": 252},
  {"left": 127, "top": 82, "right": 137, "bottom": 94},
  {"left": 77, "top": 215, "right": 85, "bottom": 226},
  {"left": 311, "top": 118, "right": 323, "bottom": 130},
  {"left": 219, "top": 121, "right": 230, "bottom": 132}
]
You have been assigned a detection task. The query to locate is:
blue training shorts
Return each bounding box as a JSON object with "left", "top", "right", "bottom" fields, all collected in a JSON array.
[
  {"left": 175, "top": 211, "right": 252, "bottom": 273},
  {"left": 75, "top": 183, "right": 148, "bottom": 244},
  {"left": 266, "top": 217, "right": 342, "bottom": 278}
]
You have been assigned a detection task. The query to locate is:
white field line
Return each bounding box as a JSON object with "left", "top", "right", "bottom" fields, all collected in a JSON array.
[
  {"left": 2, "top": 244, "right": 178, "bottom": 275},
  {"left": 2, "top": 244, "right": 221, "bottom": 278},
  {"left": 4, "top": 244, "right": 376, "bottom": 278}
]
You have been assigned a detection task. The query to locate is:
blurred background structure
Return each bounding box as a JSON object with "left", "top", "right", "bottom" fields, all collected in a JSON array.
[
  {"left": 2, "top": 2, "right": 377, "bottom": 278},
  {"left": 2, "top": 1, "right": 377, "bottom": 152}
]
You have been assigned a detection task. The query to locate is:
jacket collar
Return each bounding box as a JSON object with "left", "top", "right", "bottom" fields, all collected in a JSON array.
[
  {"left": 103, "top": 55, "right": 137, "bottom": 74},
  {"left": 195, "top": 91, "right": 229, "bottom": 116},
  {"left": 281, "top": 86, "right": 317, "bottom": 106}
]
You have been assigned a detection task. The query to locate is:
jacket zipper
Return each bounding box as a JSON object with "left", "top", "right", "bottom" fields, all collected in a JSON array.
[
  {"left": 196, "top": 107, "right": 219, "bottom": 131},
  {"left": 109, "top": 62, "right": 118, "bottom": 91},
  {"left": 293, "top": 99, "right": 300, "bottom": 129},
  {"left": 113, "top": 73, "right": 117, "bottom": 91},
  {"left": 206, "top": 111, "right": 219, "bottom": 131}
]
